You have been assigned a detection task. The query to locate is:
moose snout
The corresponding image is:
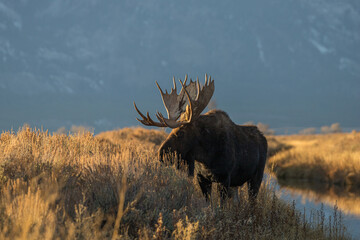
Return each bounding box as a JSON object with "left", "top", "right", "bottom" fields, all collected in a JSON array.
[
  {"left": 158, "top": 147, "right": 165, "bottom": 163},
  {"left": 158, "top": 142, "right": 170, "bottom": 163}
]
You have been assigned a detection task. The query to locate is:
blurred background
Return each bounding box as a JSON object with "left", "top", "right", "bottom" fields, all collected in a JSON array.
[{"left": 0, "top": 0, "right": 359, "bottom": 134}]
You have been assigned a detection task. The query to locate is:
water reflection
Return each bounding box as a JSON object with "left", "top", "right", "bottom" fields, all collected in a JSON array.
[
  {"left": 273, "top": 177, "right": 360, "bottom": 239},
  {"left": 277, "top": 179, "right": 360, "bottom": 216}
]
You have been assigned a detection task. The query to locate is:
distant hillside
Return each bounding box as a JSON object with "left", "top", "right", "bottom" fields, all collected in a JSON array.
[
  {"left": 1, "top": 0, "right": 359, "bottom": 133},
  {"left": 96, "top": 127, "right": 167, "bottom": 147}
]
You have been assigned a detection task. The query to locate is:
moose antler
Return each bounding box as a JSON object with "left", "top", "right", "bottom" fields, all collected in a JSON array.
[
  {"left": 133, "top": 102, "right": 167, "bottom": 127},
  {"left": 134, "top": 74, "right": 214, "bottom": 128},
  {"left": 183, "top": 74, "right": 215, "bottom": 119}
]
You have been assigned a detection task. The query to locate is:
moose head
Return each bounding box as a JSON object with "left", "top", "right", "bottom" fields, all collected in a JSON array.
[{"left": 134, "top": 74, "right": 215, "bottom": 171}]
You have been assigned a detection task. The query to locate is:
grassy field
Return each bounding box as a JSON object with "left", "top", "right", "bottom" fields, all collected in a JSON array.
[
  {"left": 0, "top": 126, "right": 350, "bottom": 239},
  {"left": 268, "top": 132, "right": 360, "bottom": 188}
]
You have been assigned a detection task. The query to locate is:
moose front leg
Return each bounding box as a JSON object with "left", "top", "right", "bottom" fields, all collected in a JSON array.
[
  {"left": 218, "top": 176, "right": 231, "bottom": 206},
  {"left": 218, "top": 184, "right": 231, "bottom": 200},
  {"left": 187, "top": 158, "right": 194, "bottom": 177},
  {"left": 197, "top": 174, "right": 212, "bottom": 201}
]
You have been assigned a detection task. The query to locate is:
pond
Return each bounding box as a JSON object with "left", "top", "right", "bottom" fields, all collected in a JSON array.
[{"left": 269, "top": 176, "right": 360, "bottom": 239}]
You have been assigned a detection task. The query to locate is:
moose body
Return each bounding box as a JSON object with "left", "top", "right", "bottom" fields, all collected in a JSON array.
[
  {"left": 134, "top": 75, "right": 267, "bottom": 201},
  {"left": 158, "top": 109, "right": 267, "bottom": 200}
]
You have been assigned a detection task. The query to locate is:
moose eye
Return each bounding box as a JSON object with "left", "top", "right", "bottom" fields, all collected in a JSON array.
[{"left": 177, "top": 131, "right": 184, "bottom": 138}]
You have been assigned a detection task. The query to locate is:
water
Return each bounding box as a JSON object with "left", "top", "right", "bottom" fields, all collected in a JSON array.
[{"left": 269, "top": 176, "right": 360, "bottom": 239}]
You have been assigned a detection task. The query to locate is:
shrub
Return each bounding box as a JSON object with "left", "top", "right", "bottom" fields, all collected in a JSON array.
[
  {"left": 321, "top": 123, "right": 342, "bottom": 134},
  {"left": 299, "top": 128, "right": 316, "bottom": 135}
]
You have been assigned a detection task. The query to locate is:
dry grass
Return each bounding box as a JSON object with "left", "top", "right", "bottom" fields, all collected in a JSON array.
[
  {"left": 269, "top": 132, "right": 360, "bottom": 186},
  {"left": 266, "top": 136, "right": 292, "bottom": 158},
  {"left": 96, "top": 127, "right": 168, "bottom": 147},
  {"left": 0, "top": 126, "right": 350, "bottom": 239}
]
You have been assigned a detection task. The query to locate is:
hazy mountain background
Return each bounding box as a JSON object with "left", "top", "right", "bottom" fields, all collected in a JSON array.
[{"left": 0, "top": 0, "right": 359, "bottom": 134}]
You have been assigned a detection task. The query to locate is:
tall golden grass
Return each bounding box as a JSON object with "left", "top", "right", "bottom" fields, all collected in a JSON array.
[
  {"left": 269, "top": 132, "right": 360, "bottom": 186},
  {"left": 0, "top": 126, "right": 350, "bottom": 239}
]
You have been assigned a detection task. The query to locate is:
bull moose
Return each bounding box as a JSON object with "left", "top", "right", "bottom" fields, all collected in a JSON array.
[{"left": 134, "top": 75, "right": 267, "bottom": 202}]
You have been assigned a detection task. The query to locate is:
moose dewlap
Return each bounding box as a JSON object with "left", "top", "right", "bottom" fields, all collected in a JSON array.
[{"left": 134, "top": 75, "right": 267, "bottom": 202}]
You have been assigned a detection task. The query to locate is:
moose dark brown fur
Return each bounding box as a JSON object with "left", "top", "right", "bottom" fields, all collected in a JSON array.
[
  {"left": 158, "top": 109, "right": 267, "bottom": 201},
  {"left": 134, "top": 75, "right": 267, "bottom": 201}
]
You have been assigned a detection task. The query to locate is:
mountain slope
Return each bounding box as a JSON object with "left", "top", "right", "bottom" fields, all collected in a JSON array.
[{"left": 0, "top": 0, "right": 359, "bottom": 133}]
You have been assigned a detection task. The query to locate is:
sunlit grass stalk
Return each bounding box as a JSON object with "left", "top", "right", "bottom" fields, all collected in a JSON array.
[{"left": 112, "top": 174, "right": 127, "bottom": 240}]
